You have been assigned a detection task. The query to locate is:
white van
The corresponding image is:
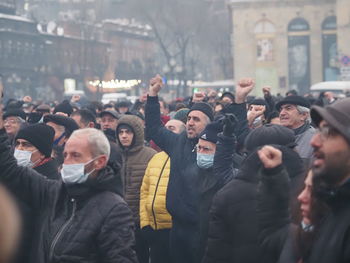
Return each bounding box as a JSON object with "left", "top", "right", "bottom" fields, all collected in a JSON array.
[
  {"left": 101, "top": 93, "right": 128, "bottom": 104},
  {"left": 310, "top": 81, "right": 350, "bottom": 96}
]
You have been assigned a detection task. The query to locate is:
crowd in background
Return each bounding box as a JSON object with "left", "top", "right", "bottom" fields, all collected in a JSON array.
[{"left": 1, "top": 76, "right": 350, "bottom": 263}]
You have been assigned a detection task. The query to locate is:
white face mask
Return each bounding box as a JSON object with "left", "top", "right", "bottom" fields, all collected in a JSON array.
[
  {"left": 61, "top": 158, "right": 97, "bottom": 184},
  {"left": 14, "top": 149, "right": 38, "bottom": 168}
]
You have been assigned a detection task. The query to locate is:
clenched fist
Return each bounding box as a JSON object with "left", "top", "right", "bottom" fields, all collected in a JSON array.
[
  {"left": 149, "top": 75, "right": 164, "bottom": 97},
  {"left": 235, "top": 78, "right": 255, "bottom": 104},
  {"left": 258, "top": 145, "right": 282, "bottom": 169}
]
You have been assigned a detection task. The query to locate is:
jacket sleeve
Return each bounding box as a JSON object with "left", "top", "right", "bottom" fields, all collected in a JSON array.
[
  {"left": 223, "top": 102, "right": 250, "bottom": 147},
  {"left": 98, "top": 202, "right": 138, "bottom": 263},
  {"left": 214, "top": 133, "right": 237, "bottom": 185},
  {"left": 257, "top": 165, "right": 291, "bottom": 262},
  {"left": 0, "top": 128, "right": 55, "bottom": 209},
  {"left": 202, "top": 191, "right": 232, "bottom": 263},
  {"left": 145, "top": 95, "right": 179, "bottom": 154},
  {"left": 140, "top": 160, "right": 152, "bottom": 228}
]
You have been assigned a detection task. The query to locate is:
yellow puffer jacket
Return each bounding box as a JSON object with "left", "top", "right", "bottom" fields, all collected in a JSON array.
[{"left": 140, "top": 151, "right": 172, "bottom": 230}]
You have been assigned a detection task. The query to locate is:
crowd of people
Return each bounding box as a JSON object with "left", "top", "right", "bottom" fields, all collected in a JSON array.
[{"left": 0, "top": 75, "right": 350, "bottom": 263}]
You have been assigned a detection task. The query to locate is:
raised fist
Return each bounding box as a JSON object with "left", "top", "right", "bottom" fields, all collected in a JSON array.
[
  {"left": 192, "top": 92, "right": 206, "bottom": 103},
  {"left": 22, "top": 96, "right": 32, "bottom": 103},
  {"left": 262, "top": 86, "right": 271, "bottom": 96},
  {"left": 258, "top": 145, "right": 282, "bottom": 169},
  {"left": 149, "top": 75, "right": 163, "bottom": 96},
  {"left": 235, "top": 78, "right": 255, "bottom": 104}
]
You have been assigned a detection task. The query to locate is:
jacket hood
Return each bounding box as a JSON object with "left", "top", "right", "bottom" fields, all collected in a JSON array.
[
  {"left": 237, "top": 145, "right": 304, "bottom": 183},
  {"left": 116, "top": 115, "right": 144, "bottom": 153}
]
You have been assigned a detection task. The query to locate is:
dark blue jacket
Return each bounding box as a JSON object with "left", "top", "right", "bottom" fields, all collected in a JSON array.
[{"left": 145, "top": 95, "right": 200, "bottom": 225}]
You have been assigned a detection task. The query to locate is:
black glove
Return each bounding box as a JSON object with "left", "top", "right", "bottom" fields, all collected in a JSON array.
[{"left": 223, "top": 113, "right": 238, "bottom": 137}]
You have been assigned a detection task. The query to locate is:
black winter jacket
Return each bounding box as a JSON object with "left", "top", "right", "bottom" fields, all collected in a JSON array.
[
  {"left": 203, "top": 146, "right": 304, "bottom": 263},
  {"left": 197, "top": 134, "right": 236, "bottom": 262},
  {"left": 257, "top": 164, "right": 301, "bottom": 263},
  {"left": 0, "top": 129, "right": 137, "bottom": 263},
  {"left": 34, "top": 158, "right": 59, "bottom": 180}
]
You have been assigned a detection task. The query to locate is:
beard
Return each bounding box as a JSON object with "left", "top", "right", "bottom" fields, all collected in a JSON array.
[{"left": 312, "top": 148, "right": 350, "bottom": 188}]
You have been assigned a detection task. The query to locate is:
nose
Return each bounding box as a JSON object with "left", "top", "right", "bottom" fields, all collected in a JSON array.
[
  {"left": 298, "top": 188, "right": 307, "bottom": 204},
  {"left": 310, "top": 132, "right": 322, "bottom": 148}
]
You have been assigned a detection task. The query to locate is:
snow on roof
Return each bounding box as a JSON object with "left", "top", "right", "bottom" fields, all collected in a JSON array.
[{"left": 0, "top": 13, "right": 34, "bottom": 23}]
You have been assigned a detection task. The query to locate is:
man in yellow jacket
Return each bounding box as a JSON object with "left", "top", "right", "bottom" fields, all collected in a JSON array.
[{"left": 140, "top": 119, "right": 185, "bottom": 263}]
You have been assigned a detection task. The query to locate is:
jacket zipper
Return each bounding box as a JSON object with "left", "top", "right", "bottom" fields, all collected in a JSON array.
[
  {"left": 49, "top": 198, "right": 77, "bottom": 261},
  {"left": 151, "top": 156, "right": 169, "bottom": 230}
]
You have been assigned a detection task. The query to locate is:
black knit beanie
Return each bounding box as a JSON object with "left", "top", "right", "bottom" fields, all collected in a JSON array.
[
  {"left": 53, "top": 100, "right": 73, "bottom": 116},
  {"left": 199, "top": 121, "right": 223, "bottom": 144},
  {"left": 16, "top": 123, "right": 55, "bottom": 157},
  {"left": 188, "top": 102, "right": 214, "bottom": 121}
]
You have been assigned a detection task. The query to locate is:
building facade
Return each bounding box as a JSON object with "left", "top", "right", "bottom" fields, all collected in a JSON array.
[
  {"left": 0, "top": 1, "right": 156, "bottom": 101},
  {"left": 229, "top": 0, "right": 350, "bottom": 95}
]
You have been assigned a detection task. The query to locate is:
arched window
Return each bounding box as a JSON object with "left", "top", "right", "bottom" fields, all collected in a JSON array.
[
  {"left": 288, "top": 17, "right": 310, "bottom": 94},
  {"left": 255, "top": 19, "right": 276, "bottom": 62},
  {"left": 322, "top": 16, "right": 339, "bottom": 81}
]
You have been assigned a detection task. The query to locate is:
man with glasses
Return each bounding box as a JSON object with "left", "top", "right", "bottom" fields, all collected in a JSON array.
[
  {"left": 306, "top": 98, "right": 350, "bottom": 263},
  {"left": 3, "top": 109, "right": 26, "bottom": 147}
]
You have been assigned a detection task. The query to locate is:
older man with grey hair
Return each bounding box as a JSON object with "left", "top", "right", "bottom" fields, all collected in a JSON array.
[
  {"left": 276, "top": 95, "right": 315, "bottom": 161},
  {"left": 0, "top": 111, "right": 138, "bottom": 263}
]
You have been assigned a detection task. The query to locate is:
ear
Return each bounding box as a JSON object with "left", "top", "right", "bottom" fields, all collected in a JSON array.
[
  {"left": 94, "top": 155, "right": 108, "bottom": 170},
  {"left": 300, "top": 112, "right": 309, "bottom": 121},
  {"left": 88, "top": 122, "right": 95, "bottom": 128}
]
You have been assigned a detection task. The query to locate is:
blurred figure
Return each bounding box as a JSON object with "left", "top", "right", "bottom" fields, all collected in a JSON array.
[{"left": 0, "top": 184, "right": 20, "bottom": 263}]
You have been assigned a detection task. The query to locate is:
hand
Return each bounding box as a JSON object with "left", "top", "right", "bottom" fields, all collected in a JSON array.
[
  {"left": 55, "top": 112, "right": 68, "bottom": 117},
  {"left": 22, "top": 96, "right": 32, "bottom": 103},
  {"left": 248, "top": 105, "right": 266, "bottom": 118},
  {"left": 192, "top": 92, "right": 206, "bottom": 103},
  {"left": 71, "top": 94, "right": 81, "bottom": 103},
  {"left": 148, "top": 75, "right": 163, "bottom": 96},
  {"left": 208, "top": 90, "right": 217, "bottom": 98},
  {"left": 235, "top": 78, "right": 255, "bottom": 104},
  {"left": 223, "top": 113, "right": 238, "bottom": 137},
  {"left": 262, "top": 86, "right": 271, "bottom": 96},
  {"left": 258, "top": 145, "right": 282, "bottom": 169}
]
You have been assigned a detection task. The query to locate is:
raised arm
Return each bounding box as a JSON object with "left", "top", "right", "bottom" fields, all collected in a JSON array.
[
  {"left": 213, "top": 114, "right": 238, "bottom": 183},
  {"left": 145, "top": 75, "right": 179, "bottom": 154},
  {"left": 0, "top": 107, "right": 55, "bottom": 209},
  {"left": 257, "top": 146, "right": 291, "bottom": 261}
]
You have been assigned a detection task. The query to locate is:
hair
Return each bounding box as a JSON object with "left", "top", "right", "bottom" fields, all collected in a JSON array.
[
  {"left": 70, "top": 128, "right": 110, "bottom": 160},
  {"left": 71, "top": 109, "right": 96, "bottom": 127},
  {"left": 296, "top": 105, "right": 311, "bottom": 122},
  {"left": 203, "top": 114, "right": 211, "bottom": 126}
]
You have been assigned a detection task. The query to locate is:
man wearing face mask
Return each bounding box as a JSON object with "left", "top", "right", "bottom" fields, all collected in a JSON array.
[
  {"left": 14, "top": 123, "right": 59, "bottom": 180},
  {"left": 0, "top": 110, "right": 138, "bottom": 263},
  {"left": 196, "top": 115, "right": 238, "bottom": 262}
]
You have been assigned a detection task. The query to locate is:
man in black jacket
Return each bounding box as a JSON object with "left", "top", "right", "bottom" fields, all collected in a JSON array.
[
  {"left": 14, "top": 123, "right": 59, "bottom": 180},
  {"left": 146, "top": 75, "right": 254, "bottom": 263},
  {"left": 0, "top": 106, "right": 137, "bottom": 263},
  {"left": 305, "top": 97, "right": 350, "bottom": 263}
]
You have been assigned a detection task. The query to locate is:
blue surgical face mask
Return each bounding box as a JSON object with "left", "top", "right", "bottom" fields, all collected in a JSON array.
[
  {"left": 14, "top": 149, "right": 39, "bottom": 168},
  {"left": 197, "top": 153, "right": 214, "bottom": 169},
  {"left": 61, "top": 158, "right": 97, "bottom": 184}
]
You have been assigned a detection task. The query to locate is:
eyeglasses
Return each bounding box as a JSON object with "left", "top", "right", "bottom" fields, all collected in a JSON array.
[
  {"left": 195, "top": 144, "right": 213, "bottom": 153},
  {"left": 4, "top": 118, "right": 21, "bottom": 125},
  {"left": 316, "top": 125, "right": 338, "bottom": 139}
]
